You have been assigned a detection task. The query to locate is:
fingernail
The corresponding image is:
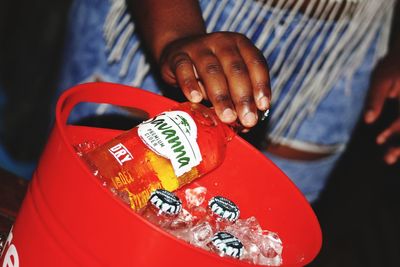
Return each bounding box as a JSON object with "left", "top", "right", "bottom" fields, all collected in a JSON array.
[
  {"left": 190, "top": 90, "right": 202, "bottom": 102},
  {"left": 243, "top": 112, "right": 257, "bottom": 126},
  {"left": 365, "top": 111, "right": 375, "bottom": 123},
  {"left": 386, "top": 156, "right": 396, "bottom": 165},
  {"left": 258, "top": 96, "right": 269, "bottom": 110},
  {"left": 377, "top": 136, "right": 385, "bottom": 144},
  {"left": 222, "top": 108, "right": 236, "bottom": 122},
  {"left": 389, "top": 91, "right": 397, "bottom": 98}
]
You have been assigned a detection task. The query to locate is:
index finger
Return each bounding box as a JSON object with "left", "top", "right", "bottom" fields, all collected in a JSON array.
[
  {"left": 169, "top": 52, "right": 203, "bottom": 103},
  {"left": 192, "top": 50, "right": 238, "bottom": 124},
  {"left": 215, "top": 44, "right": 258, "bottom": 128}
]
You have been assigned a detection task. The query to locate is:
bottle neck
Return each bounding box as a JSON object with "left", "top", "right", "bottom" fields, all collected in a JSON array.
[
  {"left": 222, "top": 121, "right": 240, "bottom": 142},
  {"left": 174, "top": 102, "right": 238, "bottom": 142}
]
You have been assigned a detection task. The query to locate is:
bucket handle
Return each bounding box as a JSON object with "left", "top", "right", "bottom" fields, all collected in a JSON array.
[{"left": 56, "top": 82, "right": 177, "bottom": 126}]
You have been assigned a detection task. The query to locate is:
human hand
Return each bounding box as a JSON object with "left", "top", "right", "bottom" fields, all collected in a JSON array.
[
  {"left": 364, "top": 57, "right": 400, "bottom": 124},
  {"left": 376, "top": 118, "right": 400, "bottom": 165},
  {"left": 364, "top": 55, "right": 400, "bottom": 165},
  {"left": 159, "top": 32, "right": 271, "bottom": 129}
]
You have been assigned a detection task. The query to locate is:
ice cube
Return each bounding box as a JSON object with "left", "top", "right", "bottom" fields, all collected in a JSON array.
[
  {"left": 256, "top": 231, "right": 283, "bottom": 266},
  {"left": 167, "top": 213, "right": 193, "bottom": 242},
  {"left": 185, "top": 186, "right": 207, "bottom": 208},
  {"left": 242, "top": 243, "right": 261, "bottom": 264},
  {"left": 190, "top": 221, "right": 214, "bottom": 248},
  {"left": 257, "top": 253, "right": 283, "bottom": 266},
  {"left": 169, "top": 208, "right": 194, "bottom": 230},
  {"left": 259, "top": 230, "right": 283, "bottom": 256},
  {"left": 224, "top": 217, "right": 283, "bottom": 266},
  {"left": 190, "top": 206, "right": 208, "bottom": 221},
  {"left": 225, "top": 216, "right": 262, "bottom": 243},
  {"left": 237, "top": 216, "right": 262, "bottom": 234}
]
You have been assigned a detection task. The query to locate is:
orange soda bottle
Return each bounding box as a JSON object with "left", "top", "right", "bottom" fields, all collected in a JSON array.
[{"left": 83, "top": 102, "right": 236, "bottom": 211}]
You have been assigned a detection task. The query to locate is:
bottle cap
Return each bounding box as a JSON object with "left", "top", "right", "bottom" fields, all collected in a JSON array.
[
  {"left": 211, "top": 232, "right": 243, "bottom": 259},
  {"left": 149, "top": 189, "right": 182, "bottom": 216},
  {"left": 208, "top": 196, "right": 240, "bottom": 222}
]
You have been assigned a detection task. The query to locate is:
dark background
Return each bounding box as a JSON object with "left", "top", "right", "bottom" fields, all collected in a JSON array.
[{"left": 0, "top": 1, "right": 399, "bottom": 266}]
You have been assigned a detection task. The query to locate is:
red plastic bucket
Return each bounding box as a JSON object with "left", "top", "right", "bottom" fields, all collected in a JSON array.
[{"left": 0, "top": 82, "right": 322, "bottom": 267}]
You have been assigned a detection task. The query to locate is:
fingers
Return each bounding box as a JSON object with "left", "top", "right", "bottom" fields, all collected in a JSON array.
[
  {"left": 389, "top": 79, "right": 400, "bottom": 98},
  {"left": 202, "top": 34, "right": 270, "bottom": 128},
  {"left": 167, "top": 52, "right": 203, "bottom": 103},
  {"left": 364, "top": 58, "right": 400, "bottom": 125},
  {"left": 377, "top": 119, "right": 400, "bottom": 165},
  {"left": 159, "top": 32, "right": 271, "bottom": 128},
  {"left": 237, "top": 36, "right": 271, "bottom": 112},
  {"left": 384, "top": 147, "right": 400, "bottom": 165},
  {"left": 215, "top": 44, "right": 258, "bottom": 127},
  {"left": 377, "top": 119, "right": 400, "bottom": 145},
  {"left": 192, "top": 50, "right": 237, "bottom": 124},
  {"left": 364, "top": 77, "right": 393, "bottom": 124},
  {"left": 377, "top": 128, "right": 392, "bottom": 145}
]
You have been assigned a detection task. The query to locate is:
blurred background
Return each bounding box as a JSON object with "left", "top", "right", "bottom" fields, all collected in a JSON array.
[{"left": 0, "top": 1, "right": 399, "bottom": 266}]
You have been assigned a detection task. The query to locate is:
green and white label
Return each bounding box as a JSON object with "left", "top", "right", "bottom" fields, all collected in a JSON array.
[{"left": 138, "top": 111, "right": 202, "bottom": 177}]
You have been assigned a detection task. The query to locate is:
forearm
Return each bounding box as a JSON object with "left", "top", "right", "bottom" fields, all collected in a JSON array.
[{"left": 128, "top": 0, "right": 206, "bottom": 63}]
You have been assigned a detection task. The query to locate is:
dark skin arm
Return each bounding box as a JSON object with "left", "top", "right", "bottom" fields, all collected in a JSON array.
[{"left": 129, "top": 0, "right": 271, "bottom": 128}]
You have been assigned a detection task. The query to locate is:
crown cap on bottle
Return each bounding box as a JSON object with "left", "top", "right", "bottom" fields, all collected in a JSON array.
[
  {"left": 149, "top": 189, "right": 182, "bottom": 215},
  {"left": 208, "top": 196, "right": 240, "bottom": 222},
  {"left": 211, "top": 232, "right": 244, "bottom": 259}
]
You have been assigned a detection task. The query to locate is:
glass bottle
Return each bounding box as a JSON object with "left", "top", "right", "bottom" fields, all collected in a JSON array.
[{"left": 83, "top": 102, "right": 236, "bottom": 211}]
